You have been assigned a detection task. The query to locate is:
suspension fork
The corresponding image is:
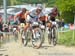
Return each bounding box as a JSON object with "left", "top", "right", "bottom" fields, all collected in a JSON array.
[{"left": 32, "top": 27, "right": 39, "bottom": 38}]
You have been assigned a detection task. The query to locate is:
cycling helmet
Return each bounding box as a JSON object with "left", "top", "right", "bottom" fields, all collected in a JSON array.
[
  {"left": 21, "top": 8, "right": 27, "bottom": 12},
  {"left": 37, "top": 4, "right": 43, "bottom": 10}
]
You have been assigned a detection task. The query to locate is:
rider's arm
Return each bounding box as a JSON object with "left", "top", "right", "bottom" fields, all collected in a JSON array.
[
  {"left": 24, "top": 11, "right": 30, "bottom": 19},
  {"left": 38, "top": 12, "right": 46, "bottom": 21},
  {"left": 26, "top": 11, "right": 30, "bottom": 15},
  {"left": 39, "top": 16, "right": 45, "bottom": 20},
  {"left": 14, "top": 14, "right": 19, "bottom": 21},
  {"left": 29, "top": 9, "right": 37, "bottom": 18}
]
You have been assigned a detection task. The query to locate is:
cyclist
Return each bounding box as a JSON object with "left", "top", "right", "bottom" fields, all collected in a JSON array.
[
  {"left": 0, "top": 15, "right": 3, "bottom": 32},
  {"left": 47, "top": 6, "right": 60, "bottom": 28},
  {"left": 14, "top": 8, "right": 28, "bottom": 24},
  {"left": 8, "top": 15, "right": 14, "bottom": 25},
  {"left": 24, "top": 5, "right": 46, "bottom": 31},
  {"left": 46, "top": 6, "right": 60, "bottom": 46},
  {"left": 0, "top": 15, "right": 3, "bottom": 40},
  {"left": 14, "top": 8, "right": 28, "bottom": 32}
]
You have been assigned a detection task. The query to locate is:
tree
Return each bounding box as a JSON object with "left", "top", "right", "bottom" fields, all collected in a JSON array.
[
  {"left": 56, "top": 0, "right": 75, "bottom": 23},
  {"left": 46, "top": 0, "right": 56, "bottom": 7},
  {"left": 0, "top": 0, "right": 3, "bottom": 7},
  {"left": 17, "top": 0, "right": 48, "bottom": 4}
]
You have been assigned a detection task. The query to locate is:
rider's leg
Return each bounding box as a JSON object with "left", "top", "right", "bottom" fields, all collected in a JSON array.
[
  {"left": 46, "top": 22, "right": 52, "bottom": 33},
  {"left": 47, "top": 22, "right": 52, "bottom": 28},
  {"left": 32, "top": 29, "right": 36, "bottom": 39},
  {"left": 24, "top": 23, "right": 30, "bottom": 31}
]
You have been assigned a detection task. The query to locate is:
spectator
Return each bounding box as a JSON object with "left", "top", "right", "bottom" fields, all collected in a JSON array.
[
  {"left": 0, "top": 15, "right": 3, "bottom": 31},
  {"left": 70, "top": 23, "right": 74, "bottom": 30},
  {"left": 0, "top": 15, "right": 3, "bottom": 23},
  {"left": 8, "top": 15, "right": 14, "bottom": 25},
  {"left": 61, "top": 19, "right": 65, "bottom": 31}
]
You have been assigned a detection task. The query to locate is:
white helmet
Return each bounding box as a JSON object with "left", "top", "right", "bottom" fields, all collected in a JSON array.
[{"left": 37, "top": 4, "right": 43, "bottom": 10}]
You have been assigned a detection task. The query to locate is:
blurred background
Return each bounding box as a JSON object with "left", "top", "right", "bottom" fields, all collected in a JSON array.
[
  {"left": 0, "top": 0, "right": 75, "bottom": 48},
  {"left": 0, "top": 0, "right": 75, "bottom": 23}
]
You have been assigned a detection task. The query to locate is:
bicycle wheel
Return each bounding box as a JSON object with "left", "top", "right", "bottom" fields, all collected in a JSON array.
[
  {"left": 32, "top": 28, "right": 43, "bottom": 49},
  {"left": 52, "top": 27, "right": 57, "bottom": 46},
  {"left": 48, "top": 29, "right": 52, "bottom": 44},
  {"left": 41, "top": 29, "right": 45, "bottom": 43},
  {"left": 21, "top": 30, "right": 28, "bottom": 46},
  {"left": 14, "top": 31, "right": 18, "bottom": 41}
]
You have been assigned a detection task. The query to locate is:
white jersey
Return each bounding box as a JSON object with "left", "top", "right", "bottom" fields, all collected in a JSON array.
[
  {"left": 29, "top": 9, "right": 45, "bottom": 18},
  {"left": 44, "top": 8, "right": 53, "bottom": 15}
]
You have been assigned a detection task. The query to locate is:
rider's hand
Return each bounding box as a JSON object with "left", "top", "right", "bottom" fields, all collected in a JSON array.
[{"left": 14, "top": 19, "right": 15, "bottom": 22}]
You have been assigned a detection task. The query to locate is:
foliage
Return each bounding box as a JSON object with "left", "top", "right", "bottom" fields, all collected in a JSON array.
[
  {"left": 56, "top": 0, "right": 75, "bottom": 23},
  {"left": 20, "top": 0, "right": 48, "bottom": 4},
  {"left": 0, "top": 0, "right": 75, "bottom": 23},
  {"left": 0, "top": 0, "right": 3, "bottom": 6},
  {"left": 46, "top": 0, "right": 56, "bottom": 7}
]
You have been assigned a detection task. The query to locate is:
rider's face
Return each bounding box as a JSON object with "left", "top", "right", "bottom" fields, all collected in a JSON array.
[
  {"left": 36, "top": 9, "right": 42, "bottom": 14},
  {"left": 22, "top": 9, "right": 26, "bottom": 13}
]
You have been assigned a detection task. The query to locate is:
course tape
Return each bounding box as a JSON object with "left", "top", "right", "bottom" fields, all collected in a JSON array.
[
  {"left": 0, "top": 29, "right": 74, "bottom": 34},
  {"left": 0, "top": 32, "right": 13, "bottom": 34},
  {"left": 57, "top": 29, "right": 75, "bottom": 32}
]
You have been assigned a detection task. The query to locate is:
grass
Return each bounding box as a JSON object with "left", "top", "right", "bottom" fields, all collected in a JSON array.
[{"left": 58, "top": 29, "right": 75, "bottom": 46}]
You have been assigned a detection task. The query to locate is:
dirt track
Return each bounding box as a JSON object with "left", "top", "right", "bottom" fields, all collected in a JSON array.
[
  {"left": 0, "top": 32, "right": 75, "bottom": 56},
  {"left": 0, "top": 39, "right": 75, "bottom": 56}
]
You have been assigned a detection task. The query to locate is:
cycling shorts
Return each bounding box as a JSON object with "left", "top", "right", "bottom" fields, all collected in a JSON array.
[{"left": 19, "top": 18, "right": 25, "bottom": 23}]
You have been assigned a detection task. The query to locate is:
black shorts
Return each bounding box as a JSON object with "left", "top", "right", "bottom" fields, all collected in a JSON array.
[
  {"left": 19, "top": 18, "right": 25, "bottom": 23},
  {"left": 50, "top": 17, "right": 55, "bottom": 21},
  {"left": 42, "top": 21, "right": 46, "bottom": 26}
]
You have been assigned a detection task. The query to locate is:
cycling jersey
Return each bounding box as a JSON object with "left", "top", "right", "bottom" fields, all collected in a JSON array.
[
  {"left": 48, "top": 8, "right": 60, "bottom": 21},
  {"left": 14, "top": 11, "right": 28, "bottom": 23},
  {"left": 18, "top": 12, "right": 26, "bottom": 23},
  {"left": 28, "top": 9, "right": 45, "bottom": 23}
]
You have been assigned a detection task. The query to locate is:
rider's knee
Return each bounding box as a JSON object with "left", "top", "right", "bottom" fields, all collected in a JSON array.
[
  {"left": 24, "top": 23, "right": 30, "bottom": 29},
  {"left": 47, "top": 22, "right": 52, "bottom": 28}
]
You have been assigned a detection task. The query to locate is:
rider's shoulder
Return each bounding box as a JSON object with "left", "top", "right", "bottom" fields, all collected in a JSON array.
[
  {"left": 25, "top": 11, "right": 30, "bottom": 15},
  {"left": 29, "top": 8, "right": 36, "bottom": 13},
  {"left": 16, "top": 12, "right": 22, "bottom": 16}
]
